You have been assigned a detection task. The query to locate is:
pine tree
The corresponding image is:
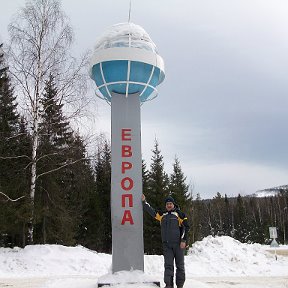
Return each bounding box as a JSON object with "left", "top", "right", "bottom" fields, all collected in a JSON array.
[
  {"left": 0, "top": 44, "right": 31, "bottom": 247},
  {"left": 35, "top": 74, "right": 92, "bottom": 245},
  {"left": 14, "top": 117, "right": 33, "bottom": 247},
  {"left": 143, "top": 140, "right": 169, "bottom": 254},
  {"left": 36, "top": 74, "right": 70, "bottom": 243},
  {"left": 84, "top": 139, "right": 112, "bottom": 252},
  {"left": 234, "top": 194, "right": 249, "bottom": 242},
  {"left": 0, "top": 43, "right": 19, "bottom": 160},
  {"left": 142, "top": 159, "right": 149, "bottom": 201},
  {"left": 223, "top": 194, "right": 232, "bottom": 236},
  {"left": 63, "top": 133, "right": 96, "bottom": 246},
  {"left": 169, "top": 157, "right": 190, "bottom": 210},
  {"left": 212, "top": 192, "right": 225, "bottom": 235}
]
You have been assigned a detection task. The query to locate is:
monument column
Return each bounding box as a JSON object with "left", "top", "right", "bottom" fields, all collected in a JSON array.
[
  {"left": 90, "top": 22, "right": 165, "bottom": 276},
  {"left": 111, "top": 93, "right": 143, "bottom": 272}
]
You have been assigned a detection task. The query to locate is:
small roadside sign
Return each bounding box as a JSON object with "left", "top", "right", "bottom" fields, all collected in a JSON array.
[
  {"left": 269, "top": 227, "right": 279, "bottom": 259},
  {"left": 269, "top": 227, "right": 277, "bottom": 239}
]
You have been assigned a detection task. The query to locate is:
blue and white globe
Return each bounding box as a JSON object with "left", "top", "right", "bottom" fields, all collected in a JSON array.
[{"left": 90, "top": 23, "right": 165, "bottom": 103}]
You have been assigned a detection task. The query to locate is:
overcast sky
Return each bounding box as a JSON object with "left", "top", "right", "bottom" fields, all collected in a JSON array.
[{"left": 1, "top": 0, "right": 288, "bottom": 199}]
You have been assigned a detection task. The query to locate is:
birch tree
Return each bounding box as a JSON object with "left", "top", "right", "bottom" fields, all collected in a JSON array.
[{"left": 8, "top": 0, "right": 88, "bottom": 243}]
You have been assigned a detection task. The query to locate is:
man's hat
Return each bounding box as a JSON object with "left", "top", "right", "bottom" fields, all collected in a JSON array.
[{"left": 165, "top": 196, "right": 175, "bottom": 205}]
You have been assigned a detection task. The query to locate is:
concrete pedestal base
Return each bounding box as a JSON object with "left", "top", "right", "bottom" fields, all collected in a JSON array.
[
  {"left": 97, "top": 270, "right": 160, "bottom": 287},
  {"left": 97, "top": 281, "right": 160, "bottom": 287}
]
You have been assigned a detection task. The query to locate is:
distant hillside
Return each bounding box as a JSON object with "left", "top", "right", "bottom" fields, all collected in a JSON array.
[{"left": 250, "top": 184, "right": 288, "bottom": 198}]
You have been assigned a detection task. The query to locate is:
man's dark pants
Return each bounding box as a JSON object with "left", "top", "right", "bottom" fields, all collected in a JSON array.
[{"left": 163, "top": 242, "right": 185, "bottom": 287}]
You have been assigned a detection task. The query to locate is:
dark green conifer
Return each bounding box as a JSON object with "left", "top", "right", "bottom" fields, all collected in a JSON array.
[
  {"left": 36, "top": 74, "right": 94, "bottom": 245},
  {"left": 0, "top": 44, "right": 31, "bottom": 247},
  {"left": 144, "top": 140, "right": 169, "bottom": 254},
  {"left": 85, "top": 139, "right": 112, "bottom": 252},
  {"left": 169, "top": 157, "right": 190, "bottom": 210}
]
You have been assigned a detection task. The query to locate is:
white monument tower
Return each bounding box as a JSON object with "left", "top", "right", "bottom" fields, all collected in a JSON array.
[{"left": 90, "top": 22, "right": 165, "bottom": 279}]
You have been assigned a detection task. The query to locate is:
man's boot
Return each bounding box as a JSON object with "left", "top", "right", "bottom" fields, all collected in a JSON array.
[{"left": 164, "top": 276, "right": 174, "bottom": 288}]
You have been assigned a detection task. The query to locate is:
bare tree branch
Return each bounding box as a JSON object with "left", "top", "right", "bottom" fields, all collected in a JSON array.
[
  {"left": 5, "top": 133, "right": 30, "bottom": 140},
  {"left": 0, "top": 191, "right": 25, "bottom": 202},
  {"left": 0, "top": 155, "right": 31, "bottom": 160},
  {"left": 36, "top": 158, "right": 86, "bottom": 180}
]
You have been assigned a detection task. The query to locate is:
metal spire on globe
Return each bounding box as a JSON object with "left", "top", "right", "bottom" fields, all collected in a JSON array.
[{"left": 90, "top": 22, "right": 165, "bottom": 276}]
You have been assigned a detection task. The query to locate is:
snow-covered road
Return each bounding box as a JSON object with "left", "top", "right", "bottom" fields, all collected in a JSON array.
[
  {"left": 0, "top": 277, "right": 48, "bottom": 288},
  {"left": 191, "top": 276, "right": 288, "bottom": 288},
  {"left": 1, "top": 276, "right": 288, "bottom": 288}
]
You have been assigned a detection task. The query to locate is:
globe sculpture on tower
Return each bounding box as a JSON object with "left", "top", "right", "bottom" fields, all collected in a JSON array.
[
  {"left": 90, "top": 22, "right": 165, "bottom": 102},
  {"left": 90, "top": 22, "right": 165, "bottom": 277}
]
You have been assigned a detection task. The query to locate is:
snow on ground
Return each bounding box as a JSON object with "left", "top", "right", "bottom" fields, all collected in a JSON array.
[
  {"left": 0, "top": 236, "right": 287, "bottom": 288},
  {"left": 187, "top": 236, "right": 288, "bottom": 276}
]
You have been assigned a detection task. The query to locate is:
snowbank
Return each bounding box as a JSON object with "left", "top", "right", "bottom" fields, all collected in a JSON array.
[
  {"left": 0, "top": 236, "right": 287, "bottom": 279},
  {"left": 0, "top": 245, "right": 110, "bottom": 277},
  {"left": 187, "top": 235, "right": 287, "bottom": 276}
]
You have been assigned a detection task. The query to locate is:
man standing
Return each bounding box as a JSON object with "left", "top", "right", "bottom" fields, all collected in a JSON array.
[{"left": 142, "top": 194, "right": 190, "bottom": 288}]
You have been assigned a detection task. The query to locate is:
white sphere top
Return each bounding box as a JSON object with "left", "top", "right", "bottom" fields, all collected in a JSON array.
[{"left": 94, "top": 22, "right": 158, "bottom": 54}]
